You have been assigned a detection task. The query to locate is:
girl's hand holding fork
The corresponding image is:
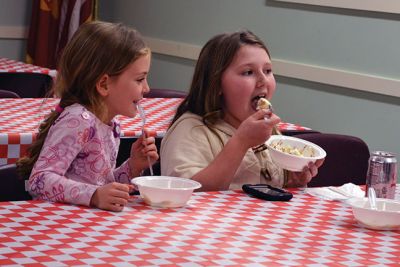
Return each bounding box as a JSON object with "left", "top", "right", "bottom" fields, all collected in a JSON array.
[{"left": 128, "top": 129, "right": 159, "bottom": 177}]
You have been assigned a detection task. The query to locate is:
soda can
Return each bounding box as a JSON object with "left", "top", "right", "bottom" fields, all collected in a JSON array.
[{"left": 366, "top": 151, "right": 397, "bottom": 199}]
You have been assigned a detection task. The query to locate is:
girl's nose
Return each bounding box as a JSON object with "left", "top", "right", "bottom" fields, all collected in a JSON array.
[
  {"left": 143, "top": 80, "right": 150, "bottom": 93},
  {"left": 256, "top": 73, "right": 267, "bottom": 88}
]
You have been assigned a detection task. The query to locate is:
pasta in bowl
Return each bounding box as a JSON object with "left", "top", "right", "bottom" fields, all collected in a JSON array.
[{"left": 266, "top": 135, "right": 326, "bottom": 172}]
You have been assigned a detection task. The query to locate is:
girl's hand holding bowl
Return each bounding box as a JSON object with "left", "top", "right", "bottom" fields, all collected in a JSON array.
[{"left": 266, "top": 135, "right": 326, "bottom": 188}]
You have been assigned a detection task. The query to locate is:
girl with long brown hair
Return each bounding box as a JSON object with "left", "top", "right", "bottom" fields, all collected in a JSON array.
[
  {"left": 161, "top": 30, "right": 323, "bottom": 191},
  {"left": 17, "top": 21, "right": 158, "bottom": 211}
]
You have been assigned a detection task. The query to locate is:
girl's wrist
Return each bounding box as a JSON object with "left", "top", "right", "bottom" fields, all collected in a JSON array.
[
  {"left": 285, "top": 172, "right": 305, "bottom": 188},
  {"left": 283, "top": 170, "right": 289, "bottom": 188},
  {"left": 128, "top": 159, "right": 142, "bottom": 177},
  {"left": 230, "top": 134, "right": 251, "bottom": 154}
]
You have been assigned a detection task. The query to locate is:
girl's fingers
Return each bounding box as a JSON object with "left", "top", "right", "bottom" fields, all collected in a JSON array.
[
  {"left": 263, "top": 113, "right": 281, "bottom": 126},
  {"left": 104, "top": 196, "right": 128, "bottom": 211},
  {"left": 303, "top": 172, "right": 312, "bottom": 184},
  {"left": 140, "top": 137, "right": 157, "bottom": 152},
  {"left": 311, "top": 166, "right": 318, "bottom": 177},
  {"left": 141, "top": 144, "right": 158, "bottom": 155},
  {"left": 141, "top": 137, "right": 153, "bottom": 146},
  {"left": 127, "top": 184, "right": 135, "bottom": 193},
  {"left": 113, "top": 189, "right": 131, "bottom": 200},
  {"left": 315, "top": 158, "right": 325, "bottom": 168},
  {"left": 112, "top": 182, "right": 130, "bottom": 192},
  {"left": 112, "top": 190, "right": 130, "bottom": 200},
  {"left": 252, "top": 109, "right": 269, "bottom": 119},
  {"left": 144, "top": 136, "right": 155, "bottom": 145},
  {"left": 307, "top": 162, "right": 319, "bottom": 177},
  {"left": 111, "top": 196, "right": 128, "bottom": 206},
  {"left": 108, "top": 203, "right": 124, "bottom": 212},
  {"left": 147, "top": 151, "right": 159, "bottom": 161},
  {"left": 100, "top": 200, "right": 124, "bottom": 212},
  {"left": 109, "top": 183, "right": 131, "bottom": 200}
]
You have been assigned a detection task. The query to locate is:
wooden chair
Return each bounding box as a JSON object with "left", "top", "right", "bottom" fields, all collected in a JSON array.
[{"left": 0, "top": 164, "right": 32, "bottom": 201}]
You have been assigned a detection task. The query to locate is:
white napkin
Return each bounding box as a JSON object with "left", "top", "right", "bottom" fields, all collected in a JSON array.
[{"left": 305, "top": 183, "right": 365, "bottom": 201}]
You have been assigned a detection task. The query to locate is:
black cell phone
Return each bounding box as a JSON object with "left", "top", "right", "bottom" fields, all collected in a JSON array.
[{"left": 242, "top": 184, "right": 293, "bottom": 201}]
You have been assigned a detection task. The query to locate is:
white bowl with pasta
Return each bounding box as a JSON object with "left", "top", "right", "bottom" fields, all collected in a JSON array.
[{"left": 266, "top": 135, "right": 326, "bottom": 172}]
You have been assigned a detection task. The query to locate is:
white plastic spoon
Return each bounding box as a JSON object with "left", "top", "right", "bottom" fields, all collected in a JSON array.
[{"left": 368, "top": 187, "right": 377, "bottom": 210}]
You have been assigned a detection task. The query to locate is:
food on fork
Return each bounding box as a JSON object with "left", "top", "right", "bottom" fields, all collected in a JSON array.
[{"left": 257, "top": 97, "right": 272, "bottom": 110}]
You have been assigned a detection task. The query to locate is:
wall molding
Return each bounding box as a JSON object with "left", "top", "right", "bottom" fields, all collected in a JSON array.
[
  {"left": 272, "top": 0, "right": 400, "bottom": 14},
  {"left": 145, "top": 37, "right": 400, "bottom": 98},
  {"left": 1, "top": 26, "right": 399, "bottom": 98},
  {"left": 145, "top": 37, "right": 200, "bottom": 61},
  {"left": 0, "top": 26, "right": 28, "bottom": 39},
  {"left": 272, "top": 60, "right": 400, "bottom": 98}
]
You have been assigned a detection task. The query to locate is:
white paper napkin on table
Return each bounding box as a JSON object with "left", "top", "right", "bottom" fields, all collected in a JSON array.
[{"left": 305, "top": 183, "right": 365, "bottom": 201}]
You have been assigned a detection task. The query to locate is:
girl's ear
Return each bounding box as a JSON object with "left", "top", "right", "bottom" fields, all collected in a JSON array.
[{"left": 96, "top": 74, "right": 109, "bottom": 97}]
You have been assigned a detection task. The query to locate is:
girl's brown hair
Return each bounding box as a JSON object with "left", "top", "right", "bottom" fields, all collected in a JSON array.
[
  {"left": 17, "top": 21, "right": 149, "bottom": 177},
  {"left": 171, "top": 30, "right": 270, "bottom": 129}
]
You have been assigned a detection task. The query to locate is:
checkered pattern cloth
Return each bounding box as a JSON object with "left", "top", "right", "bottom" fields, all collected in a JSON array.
[
  {"left": 0, "top": 187, "right": 399, "bottom": 266},
  {"left": 0, "top": 98, "right": 310, "bottom": 166},
  {"left": 0, "top": 57, "right": 57, "bottom": 77}
]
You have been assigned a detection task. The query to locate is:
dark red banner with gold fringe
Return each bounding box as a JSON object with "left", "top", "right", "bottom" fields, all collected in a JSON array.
[{"left": 26, "top": 0, "right": 97, "bottom": 69}]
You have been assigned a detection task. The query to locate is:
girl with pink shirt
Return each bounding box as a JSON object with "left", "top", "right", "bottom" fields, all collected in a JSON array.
[{"left": 17, "top": 21, "right": 158, "bottom": 212}]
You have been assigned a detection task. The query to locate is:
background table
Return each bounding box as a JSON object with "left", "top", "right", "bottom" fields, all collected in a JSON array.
[
  {"left": 0, "top": 98, "right": 310, "bottom": 166},
  {"left": 0, "top": 98, "right": 182, "bottom": 165},
  {"left": 0, "top": 187, "right": 398, "bottom": 266},
  {"left": 0, "top": 58, "right": 55, "bottom": 98},
  {"left": 0, "top": 58, "right": 56, "bottom": 77}
]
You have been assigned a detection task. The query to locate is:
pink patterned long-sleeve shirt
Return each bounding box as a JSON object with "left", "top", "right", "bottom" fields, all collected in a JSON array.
[{"left": 29, "top": 104, "right": 133, "bottom": 207}]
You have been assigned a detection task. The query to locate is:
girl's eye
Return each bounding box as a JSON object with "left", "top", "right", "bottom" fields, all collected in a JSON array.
[
  {"left": 137, "top": 77, "right": 146, "bottom": 83},
  {"left": 242, "top": 70, "right": 253, "bottom": 76},
  {"left": 264, "top": 69, "right": 272, "bottom": 74}
]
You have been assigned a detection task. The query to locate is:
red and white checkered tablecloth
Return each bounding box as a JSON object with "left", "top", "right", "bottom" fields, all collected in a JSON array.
[
  {"left": 0, "top": 57, "right": 57, "bottom": 77},
  {"left": 0, "top": 98, "right": 310, "bottom": 166},
  {"left": 0, "top": 187, "right": 399, "bottom": 266}
]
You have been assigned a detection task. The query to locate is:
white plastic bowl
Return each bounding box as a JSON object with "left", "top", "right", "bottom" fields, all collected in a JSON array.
[
  {"left": 266, "top": 135, "right": 326, "bottom": 172},
  {"left": 131, "top": 176, "right": 202, "bottom": 208},
  {"left": 347, "top": 197, "right": 400, "bottom": 230}
]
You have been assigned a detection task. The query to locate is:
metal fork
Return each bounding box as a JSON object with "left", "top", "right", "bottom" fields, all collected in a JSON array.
[{"left": 137, "top": 102, "right": 154, "bottom": 176}]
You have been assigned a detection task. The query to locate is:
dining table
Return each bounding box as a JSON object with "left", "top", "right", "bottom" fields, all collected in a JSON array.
[
  {"left": 0, "top": 57, "right": 56, "bottom": 98},
  {"left": 0, "top": 57, "right": 57, "bottom": 78},
  {"left": 0, "top": 98, "right": 311, "bottom": 166},
  {"left": 0, "top": 186, "right": 399, "bottom": 266}
]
